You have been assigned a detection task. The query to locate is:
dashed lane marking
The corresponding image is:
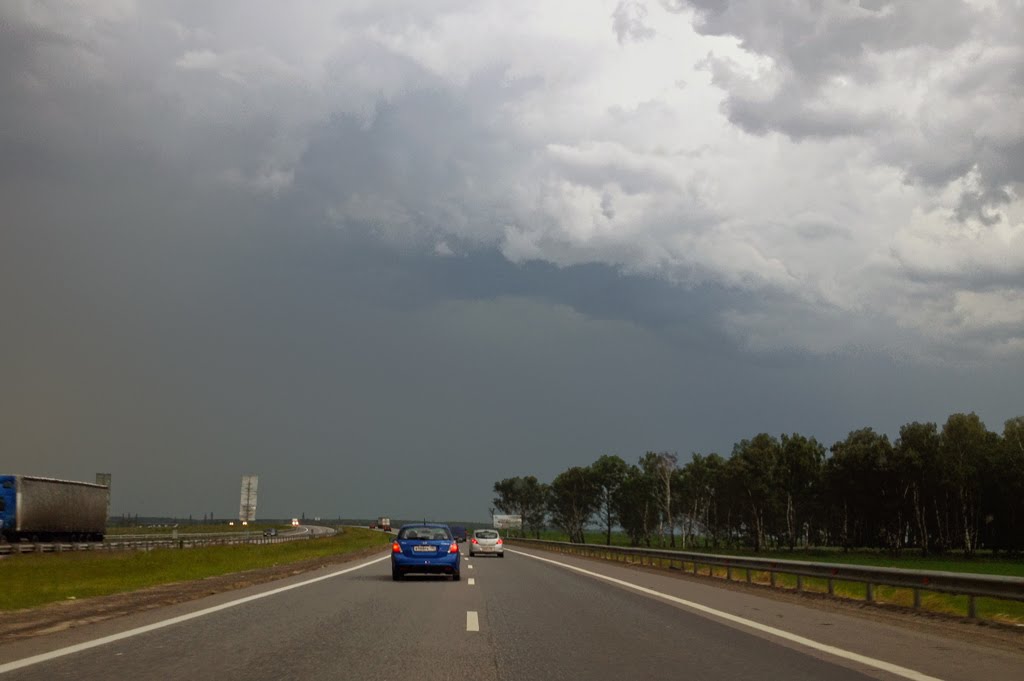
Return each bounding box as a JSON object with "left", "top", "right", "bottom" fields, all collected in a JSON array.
[{"left": 466, "top": 611, "right": 480, "bottom": 632}]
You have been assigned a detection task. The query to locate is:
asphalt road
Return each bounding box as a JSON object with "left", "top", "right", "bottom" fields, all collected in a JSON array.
[{"left": 1, "top": 545, "right": 1021, "bottom": 680}]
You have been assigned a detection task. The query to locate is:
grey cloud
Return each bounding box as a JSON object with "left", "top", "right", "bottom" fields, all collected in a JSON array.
[
  {"left": 1, "top": 1, "right": 1021, "bottom": 368},
  {"left": 600, "top": 192, "right": 615, "bottom": 220},
  {"left": 612, "top": 1, "right": 657, "bottom": 44},
  {"left": 676, "top": 0, "right": 1022, "bottom": 215},
  {"left": 684, "top": 0, "right": 974, "bottom": 76},
  {"left": 704, "top": 64, "right": 890, "bottom": 139},
  {"left": 295, "top": 67, "right": 538, "bottom": 248},
  {"left": 955, "top": 186, "right": 1012, "bottom": 226},
  {"left": 545, "top": 143, "right": 680, "bottom": 194}
]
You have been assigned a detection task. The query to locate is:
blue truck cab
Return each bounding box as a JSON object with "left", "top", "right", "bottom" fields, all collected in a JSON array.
[{"left": 0, "top": 476, "right": 15, "bottom": 538}]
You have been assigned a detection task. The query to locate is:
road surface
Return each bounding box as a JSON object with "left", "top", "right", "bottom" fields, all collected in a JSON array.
[{"left": 0, "top": 545, "right": 1020, "bottom": 680}]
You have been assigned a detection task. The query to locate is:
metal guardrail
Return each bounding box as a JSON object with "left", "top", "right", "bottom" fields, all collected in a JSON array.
[
  {"left": 508, "top": 538, "right": 1024, "bottom": 620},
  {"left": 0, "top": 527, "right": 336, "bottom": 556},
  {"left": 110, "top": 531, "right": 264, "bottom": 541}
]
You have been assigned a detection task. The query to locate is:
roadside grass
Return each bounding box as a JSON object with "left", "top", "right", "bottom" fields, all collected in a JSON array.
[
  {"left": 529, "top": 532, "right": 1024, "bottom": 625},
  {"left": 0, "top": 528, "right": 391, "bottom": 611},
  {"left": 534, "top": 530, "right": 1024, "bottom": 577}
]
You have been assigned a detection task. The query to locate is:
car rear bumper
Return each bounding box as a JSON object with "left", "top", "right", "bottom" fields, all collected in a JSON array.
[{"left": 392, "top": 553, "right": 460, "bottom": 574}]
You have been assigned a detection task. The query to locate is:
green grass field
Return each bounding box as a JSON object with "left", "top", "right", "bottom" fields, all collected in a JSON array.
[
  {"left": 527, "top": 531, "right": 1024, "bottom": 624},
  {"left": 0, "top": 527, "right": 391, "bottom": 611}
]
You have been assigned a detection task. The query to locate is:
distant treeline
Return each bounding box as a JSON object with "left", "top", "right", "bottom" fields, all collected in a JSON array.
[{"left": 493, "top": 413, "right": 1024, "bottom": 555}]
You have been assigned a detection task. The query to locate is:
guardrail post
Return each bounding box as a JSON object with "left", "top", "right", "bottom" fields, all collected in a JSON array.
[
  {"left": 745, "top": 568, "right": 751, "bottom": 584},
  {"left": 796, "top": 575, "right": 803, "bottom": 592},
  {"left": 692, "top": 561, "right": 698, "bottom": 575},
  {"left": 913, "top": 588, "right": 921, "bottom": 609},
  {"left": 968, "top": 596, "right": 977, "bottom": 619},
  {"left": 827, "top": 578, "right": 834, "bottom": 596},
  {"left": 866, "top": 583, "right": 874, "bottom": 602},
  {"left": 726, "top": 565, "right": 732, "bottom": 581},
  {"left": 770, "top": 571, "right": 776, "bottom": 588}
]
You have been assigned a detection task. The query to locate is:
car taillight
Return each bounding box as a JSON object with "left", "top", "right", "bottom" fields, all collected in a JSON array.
[
  {"left": 392, "top": 542, "right": 401, "bottom": 553},
  {"left": 496, "top": 538, "right": 503, "bottom": 545},
  {"left": 449, "top": 542, "right": 459, "bottom": 553},
  {"left": 471, "top": 538, "right": 478, "bottom": 544}
]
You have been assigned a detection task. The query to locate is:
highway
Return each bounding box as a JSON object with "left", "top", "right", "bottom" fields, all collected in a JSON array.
[{"left": 1, "top": 545, "right": 1021, "bottom": 680}]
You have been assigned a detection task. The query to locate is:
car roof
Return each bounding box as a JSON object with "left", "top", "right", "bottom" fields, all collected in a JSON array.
[{"left": 398, "top": 523, "right": 450, "bottom": 529}]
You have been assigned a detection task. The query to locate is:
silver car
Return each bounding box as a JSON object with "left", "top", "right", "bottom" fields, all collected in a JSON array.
[{"left": 469, "top": 529, "right": 504, "bottom": 557}]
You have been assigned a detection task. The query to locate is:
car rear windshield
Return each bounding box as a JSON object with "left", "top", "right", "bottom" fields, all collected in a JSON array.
[
  {"left": 399, "top": 526, "right": 451, "bottom": 540},
  {"left": 475, "top": 530, "right": 499, "bottom": 539}
]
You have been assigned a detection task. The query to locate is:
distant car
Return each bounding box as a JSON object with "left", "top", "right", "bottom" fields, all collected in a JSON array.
[
  {"left": 263, "top": 528, "right": 278, "bottom": 537},
  {"left": 469, "top": 529, "right": 504, "bottom": 557},
  {"left": 391, "top": 524, "right": 461, "bottom": 581},
  {"left": 450, "top": 525, "right": 468, "bottom": 542}
]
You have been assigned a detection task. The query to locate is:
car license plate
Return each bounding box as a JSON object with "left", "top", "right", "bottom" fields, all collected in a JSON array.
[
  {"left": 482, "top": 547, "right": 494, "bottom": 552},
  {"left": 413, "top": 545, "right": 435, "bottom": 552}
]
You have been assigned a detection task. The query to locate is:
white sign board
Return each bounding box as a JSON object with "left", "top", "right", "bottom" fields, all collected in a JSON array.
[
  {"left": 493, "top": 514, "right": 522, "bottom": 529},
  {"left": 239, "top": 475, "right": 259, "bottom": 522}
]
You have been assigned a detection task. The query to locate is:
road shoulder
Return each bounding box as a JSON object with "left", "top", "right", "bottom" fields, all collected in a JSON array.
[{"left": 0, "top": 545, "right": 388, "bottom": 643}]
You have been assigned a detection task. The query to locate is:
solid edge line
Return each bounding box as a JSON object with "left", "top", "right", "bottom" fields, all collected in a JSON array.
[
  {"left": 507, "top": 549, "right": 942, "bottom": 681},
  {"left": 0, "top": 554, "right": 391, "bottom": 675},
  {"left": 466, "top": 611, "right": 480, "bottom": 632}
]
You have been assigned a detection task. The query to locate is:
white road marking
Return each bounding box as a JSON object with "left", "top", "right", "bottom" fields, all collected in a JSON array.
[
  {"left": 0, "top": 555, "right": 391, "bottom": 675},
  {"left": 468, "top": 564, "right": 473, "bottom": 569},
  {"left": 507, "top": 549, "right": 942, "bottom": 681},
  {"left": 466, "top": 611, "right": 480, "bottom": 632},
  {"left": 468, "top": 578, "right": 476, "bottom": 585}
]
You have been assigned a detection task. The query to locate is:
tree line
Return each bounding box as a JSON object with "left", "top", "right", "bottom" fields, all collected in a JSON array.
[{"left": 492, "top": 413, "right": 1024, "bottom": 555}]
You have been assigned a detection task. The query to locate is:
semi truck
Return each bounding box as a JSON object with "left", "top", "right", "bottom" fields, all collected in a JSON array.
[
  {"left": 0, "top": 475, "right": 108, "bottom": 542},
  {"left": 377, "top": 516, "right": 391, "bottom": 532}
]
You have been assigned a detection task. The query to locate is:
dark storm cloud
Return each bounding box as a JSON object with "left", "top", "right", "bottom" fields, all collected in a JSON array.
[{"left": 6, "top": 168, "right": 1020, "bottom": 519}]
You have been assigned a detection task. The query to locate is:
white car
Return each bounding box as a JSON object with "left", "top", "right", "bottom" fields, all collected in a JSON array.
[{"left": 469, "top": 529, "right": 504, "bottom": 557}]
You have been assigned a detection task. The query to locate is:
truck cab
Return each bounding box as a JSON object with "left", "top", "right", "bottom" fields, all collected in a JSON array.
[{"left": 0, "top": 476, "right": 14, "bottom": 540}]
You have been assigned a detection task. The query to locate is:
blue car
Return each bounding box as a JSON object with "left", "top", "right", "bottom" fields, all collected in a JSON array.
[{"left": 391, "top": 523, "right": 461, "bottom": 581}]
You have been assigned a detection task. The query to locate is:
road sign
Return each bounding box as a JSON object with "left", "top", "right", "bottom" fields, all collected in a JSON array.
[
  {"left": 493, "top": 514, "right": 522, "bottom": 529},
  {"left": 239, "top": 475, "right": 259, "bottom": 522}
]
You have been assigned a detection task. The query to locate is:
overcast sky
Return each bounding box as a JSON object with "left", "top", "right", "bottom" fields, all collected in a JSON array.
[{"left": 2, "top": 1, "right": 1021, "bottom": 522}]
